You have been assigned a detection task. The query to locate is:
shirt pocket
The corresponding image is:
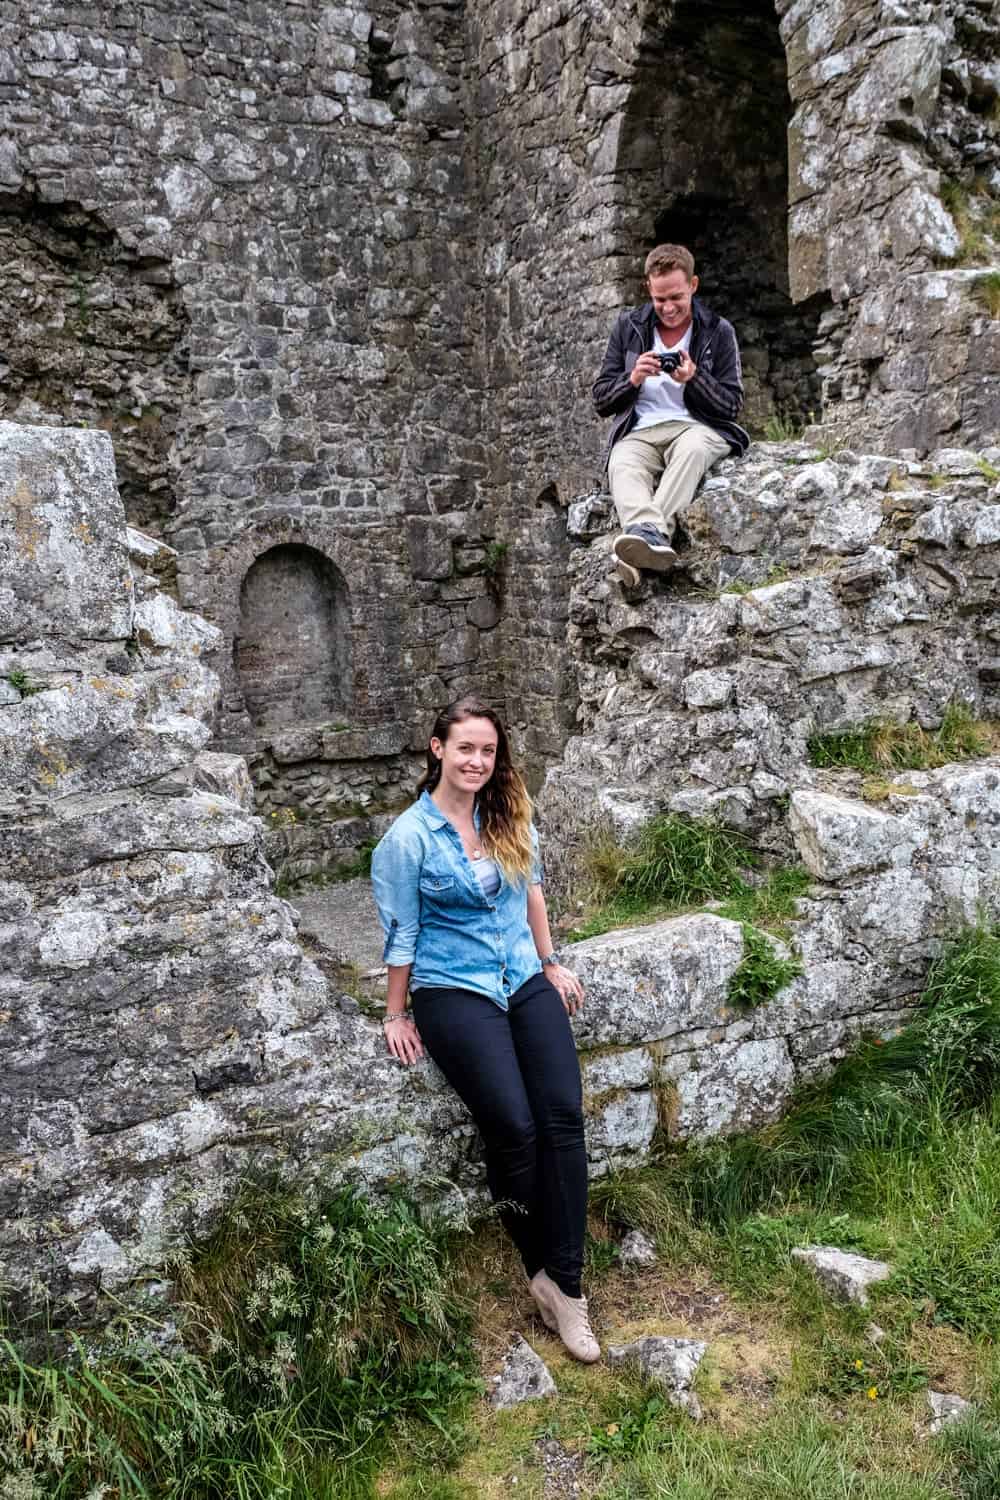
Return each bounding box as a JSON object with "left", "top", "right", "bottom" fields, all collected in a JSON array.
[{"left": 419, "top": 872, "right": 455, "bottom": 896}]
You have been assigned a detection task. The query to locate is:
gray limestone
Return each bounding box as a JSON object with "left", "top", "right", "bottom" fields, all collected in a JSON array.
[
  {"left": 927, "top": 1390, "right": 974, "bottom": 1434},
  {"left": 791, "top": 1246, "right": 893, "bottom": 1306},
  {"left": 9, "top": 421, "right": 1000, "bottom": 1312},
  {"left": 606, "top": 1336, "right": 708, "bottom": 1419},
  {"left": 618, "top": 1230, "right": 657, "bottom": 1268},
  {"left": 489, "top": 1335, "right": 557, "bottom": 1409}
]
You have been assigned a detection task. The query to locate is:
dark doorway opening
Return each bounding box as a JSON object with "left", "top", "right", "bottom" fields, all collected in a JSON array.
[{"left": 618, "top": 0, "right": 828, "bottom": 433}]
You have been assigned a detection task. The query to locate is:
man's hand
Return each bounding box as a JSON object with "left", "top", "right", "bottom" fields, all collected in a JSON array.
[
  {"left": 673, "top": 351, "right": 697, "bottom": 383},
  {"left": 629, "top": 352, "right": 662, "bottom": 387},
  {"left": 629, "top": 351, "right": 698, "bottom": 387}
]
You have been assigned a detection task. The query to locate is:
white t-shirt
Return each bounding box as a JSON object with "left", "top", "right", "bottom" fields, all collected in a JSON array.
[{"left": 632, "top": 324, "right": 697, "bottom": 431}]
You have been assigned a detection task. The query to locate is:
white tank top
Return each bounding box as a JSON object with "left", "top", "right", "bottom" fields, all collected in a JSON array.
[{"left": 470, "top": 854, "right": 501, "bottom": 900}]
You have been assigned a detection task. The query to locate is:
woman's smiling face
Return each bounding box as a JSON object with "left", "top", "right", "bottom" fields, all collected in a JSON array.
[{"left": 431, "top": 715, "right": 498, "bottom": 796}]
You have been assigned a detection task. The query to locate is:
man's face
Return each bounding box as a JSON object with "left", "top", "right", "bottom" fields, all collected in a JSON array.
[{"left": 647, "top": 268, "right": 698, "bottom": 329}]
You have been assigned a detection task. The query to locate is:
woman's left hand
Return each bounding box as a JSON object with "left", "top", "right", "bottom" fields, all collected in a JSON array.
[{"left": 546, "top": 963, "right": 585, "bottom": 1015}]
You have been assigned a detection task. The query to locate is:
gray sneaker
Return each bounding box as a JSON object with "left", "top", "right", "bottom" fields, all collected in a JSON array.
[{"left": 613, "top": 524, "right": 678, "bottom": 573}]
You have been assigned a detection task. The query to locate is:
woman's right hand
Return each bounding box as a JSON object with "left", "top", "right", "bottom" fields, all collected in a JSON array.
[{"left": 384, "top": 1014, "right": 424, "bottom": 1065}]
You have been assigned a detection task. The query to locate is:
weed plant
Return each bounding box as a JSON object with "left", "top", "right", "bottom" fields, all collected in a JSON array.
[
  {"left": 0, "top": 1185, "right": 478, "bottom": 1499},
  {"left": 807, "top": 702, "right": 992, "bottom": 775},
  {"left": 726, "top": 924, "right": 802, "bottom": 1009},
  {"left": 6, "top": 666, "right": 41, "bottom": 697}
]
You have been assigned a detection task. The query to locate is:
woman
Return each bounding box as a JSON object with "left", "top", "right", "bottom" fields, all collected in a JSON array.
[{"left": 370, "top": 696, "right": 598, "bottom": 1362}]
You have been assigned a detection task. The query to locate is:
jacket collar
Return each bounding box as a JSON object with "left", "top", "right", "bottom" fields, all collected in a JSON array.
[
  {"left": 417, "top": 789, "right": 481, "bottom": 832},
  {"left": 418, "top": 789, "right": 449, "bottom": 829}
]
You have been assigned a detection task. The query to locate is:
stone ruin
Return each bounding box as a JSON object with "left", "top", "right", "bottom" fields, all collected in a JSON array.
[
  {"left": 1, "top": 0, "right": 997, "bottom": 871},
  {"left": 0, "top": 0, "right": 999, "bottom": 1308},
  {"left": 4, "top": 419, "right": 1000, "bottom": 1312}
]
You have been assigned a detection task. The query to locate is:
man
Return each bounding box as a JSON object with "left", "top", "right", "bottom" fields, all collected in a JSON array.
[{"left": 593, "top": 243, "right": 749, "bottom": 587}]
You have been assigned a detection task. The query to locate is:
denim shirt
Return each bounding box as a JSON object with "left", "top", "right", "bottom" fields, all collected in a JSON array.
[{"left": 370, "top": 790, "right": 544, "bottom": 1010}]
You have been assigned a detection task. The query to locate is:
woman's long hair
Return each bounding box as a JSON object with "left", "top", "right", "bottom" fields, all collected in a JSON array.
[{"left": 416, "top": 696, "right": 534, "bottom": 881}]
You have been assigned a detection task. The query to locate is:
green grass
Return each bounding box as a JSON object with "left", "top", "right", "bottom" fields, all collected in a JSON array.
[
  {"left": 760, "top": 409, "right": 805, "bottom": 443},
  {"left": 974, "top": 272, "right": 1000, "bottom": 320},
  {"left": 590, "top": 1406, "right": 950, "bottom": 1499},
  {"left": 566, "top": 815, "right": 810, "bottom": 943},
  {"left": 940, "top": 178, "right": 1000, "bottom": 266},
  {"left": 807, "top": 702, "right": 993, "bottom": 775},
  {"left": 0, "top": 1185, "right": 479, "bottom": 1499},
  {"left": 939, "top": 1412, "right": 1000, "bottom": 1499}
]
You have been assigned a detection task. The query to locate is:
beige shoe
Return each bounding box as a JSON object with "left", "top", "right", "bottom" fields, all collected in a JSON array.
[
  {"left": 615, "top": 557, "right": 641, "bottom": 589},
  {"left": 529, "top": 1269, "right": 600, "bottom": 1363}
]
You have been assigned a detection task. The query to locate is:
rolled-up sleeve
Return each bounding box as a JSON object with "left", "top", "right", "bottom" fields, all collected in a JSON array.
[
  {"left": 371, "top": 829, "right": 423, "bottom": 965},
  {"left": 529, "top": 823, "right": 543, "bottom": 886}
]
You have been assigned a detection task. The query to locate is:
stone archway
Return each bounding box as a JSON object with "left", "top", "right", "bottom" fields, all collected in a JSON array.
[
  {"left": 616, "top": 0, "right": 828, "bottom": 433},
  {"left": 235, "top": 543, "right": 353, "bottom": 733}
]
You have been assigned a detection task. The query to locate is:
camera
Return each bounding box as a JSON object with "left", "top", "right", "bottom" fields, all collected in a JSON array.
[{"left": 657, "top": 351, "right": 683, "bottom": 375}]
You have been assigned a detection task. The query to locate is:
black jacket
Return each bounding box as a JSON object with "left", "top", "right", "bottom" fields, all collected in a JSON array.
[{"left": 592, "top": 297, "right": 750, "bottom": 467}]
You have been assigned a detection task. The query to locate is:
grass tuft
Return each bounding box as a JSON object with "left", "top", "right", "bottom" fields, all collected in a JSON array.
[
  {"left": 5, "top": 666, "right": 42, "bottom": 697},
  {"left": 940, "top": 177, "right": 1000, "bottom": 266},
  {"left": 807, "top": 702, "right": 993, "bottom": 775},
  {"left": 761, "top": 412, "right": 804, "bottom": 443},
  {"left": 568, "top": 815, "right": 809, "bottom": 944}
]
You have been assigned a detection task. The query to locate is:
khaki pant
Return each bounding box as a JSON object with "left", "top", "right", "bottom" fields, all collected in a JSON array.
[{"left": 608, "top": 420, "right": 730, "bottom": 535}]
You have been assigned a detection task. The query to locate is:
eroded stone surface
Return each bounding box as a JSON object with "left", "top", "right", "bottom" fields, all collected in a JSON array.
[
  {"left": 0, "top": 422, "right": 132, "bottom": 644},
  {"left": 606, "top": 1336, "right": 708, "bottom": 1418},
  {"left": 489, "top": 1335, "right": 557, "bottom": 1409},
  {"left": 8, "top": 421, "right": 1000, "bottom": 1312},
  {"left": 927, "top": 1390, "right": 974, "bottom": 1434},
  {"left": 542, "top": 441, "right": 1000, "bottom": 870},
  {"left": 791, "top": 1246, "right": 893, "bottom": 1306},
  {"left": 618, "top": 1230, "right": 657, "bottom": 1268}
]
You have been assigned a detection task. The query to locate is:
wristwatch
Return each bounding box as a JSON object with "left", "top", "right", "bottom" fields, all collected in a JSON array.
[{"left": 541, "top": 951, "right": 561, "bottom": 967}]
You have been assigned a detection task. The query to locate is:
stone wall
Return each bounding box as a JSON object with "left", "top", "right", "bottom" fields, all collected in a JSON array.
[
  {"left": 0, "top": 0, "right": 504, "bottom": 867},
  {"left": 544, "top": 437, "right": 1000, "bottom": 860},
  {"left": 6, "top": 421, "right": 1000, "bottom": 1313},
  {"left": 1, "top": 0, "right": 997, "bottom": 846},
  {"left": 782, "top": 0, "right": 1000, "bottom": 452}
]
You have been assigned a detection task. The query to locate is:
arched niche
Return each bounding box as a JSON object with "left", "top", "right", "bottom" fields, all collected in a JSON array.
[
  {"left": 235, "top": 543, "right": 352, "bottom": 733},
  {"left": 617, "top": 0, "right": 829, "bottom": 432}
]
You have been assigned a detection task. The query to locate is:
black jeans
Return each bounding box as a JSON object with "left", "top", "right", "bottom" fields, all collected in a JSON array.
[{"left": 410, "top": 971, "right": 588, "bottom": 1298}]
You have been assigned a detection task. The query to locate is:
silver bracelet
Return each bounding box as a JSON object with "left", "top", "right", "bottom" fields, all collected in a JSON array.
[{"left": 383, "top": 1012, "right": 412, "bottom": 1025}]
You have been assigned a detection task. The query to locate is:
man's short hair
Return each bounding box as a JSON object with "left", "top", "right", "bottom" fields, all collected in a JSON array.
[{"left": 644, "top": 243, "right": 695, "bottom": 281}]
